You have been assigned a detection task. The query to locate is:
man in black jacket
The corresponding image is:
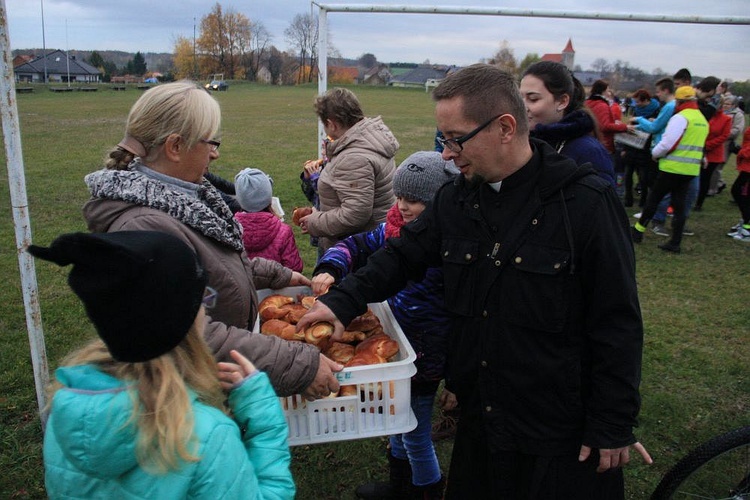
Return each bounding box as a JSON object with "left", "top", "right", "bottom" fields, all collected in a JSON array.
[{"left": 298, "top": 64, "right": 649, "bottom": 499}]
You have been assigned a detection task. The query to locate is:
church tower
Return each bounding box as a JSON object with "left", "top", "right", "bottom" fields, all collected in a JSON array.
[{"left": 561, "top": 38, "right": 575, "bottom": 70}]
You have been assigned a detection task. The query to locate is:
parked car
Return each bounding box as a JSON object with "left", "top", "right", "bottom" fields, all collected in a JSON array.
[{"left": 205, "top": 74, "right": 228, "bottom": 91}]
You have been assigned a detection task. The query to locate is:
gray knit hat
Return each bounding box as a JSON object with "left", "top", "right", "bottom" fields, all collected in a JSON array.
[
  {"left": 393, "top": 151, "right": 459, "bottom": 204},
  {"left": 235, "top": 168, "right": 273, "bottom": 213}
]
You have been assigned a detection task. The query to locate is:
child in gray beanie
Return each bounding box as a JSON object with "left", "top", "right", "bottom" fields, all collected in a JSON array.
[
  {"left": 234, "top": 168, "right": 303, "bottom": 272},
  {"left": 311, "top": 151, "right": 458, "bottom": 499},
  {"left": 235, "top": 168, "right": 274, "bottom": 214},
  {"left": 392, "top": 150, "right": 458, "bottom": 205}
]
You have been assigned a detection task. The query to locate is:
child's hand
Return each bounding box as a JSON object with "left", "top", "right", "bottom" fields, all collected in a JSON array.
[
  {"left": 312, "top": 273, "right": 334, "bottom": 296},
  {"left": 217, "top": 350, "right": 258, "bottom": 391},
  {"left": 303, "top": 160, "right": 321, "bottom": 179}
]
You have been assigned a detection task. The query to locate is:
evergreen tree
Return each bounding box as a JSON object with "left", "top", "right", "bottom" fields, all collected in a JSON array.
[
  {"left": 87, "top": 51, "right": 104, "bottom": 69},
  {"left": 133, "top": 52, "right": 147, "bottom": 76}
]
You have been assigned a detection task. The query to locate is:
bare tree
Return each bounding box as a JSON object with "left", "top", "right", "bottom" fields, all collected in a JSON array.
[
  {"left": 591, "top": 58, "right": 610, "bottom": 75},
  {"left": 247, "top": 21, "right": 272, "bottom": 81},
  {"left": 285, "top": 13, "right": 318, "bottom": 83},
  {"left": 489, "top": 40, "right": 518, "bottom": 76}
]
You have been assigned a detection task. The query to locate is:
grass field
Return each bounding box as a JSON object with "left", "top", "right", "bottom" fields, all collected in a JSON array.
[{"left": 0, "top": 82, "right": 748, "bottom": 499}]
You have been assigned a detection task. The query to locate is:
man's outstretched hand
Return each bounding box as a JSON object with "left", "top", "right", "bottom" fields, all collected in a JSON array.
[
  {"left": 579, "top": 442, "right": 653, "bottom": 473},
  {"left": 296, "top": 299, "right": 346, "bottom": 341}
]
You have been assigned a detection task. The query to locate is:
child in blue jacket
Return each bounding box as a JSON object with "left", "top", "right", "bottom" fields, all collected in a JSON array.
[
  {"left": 31, "top": 231, "right": 294, "bottom": 499},
  {"left": 312, "top": 151, "right": 458, "bottom": 499}
]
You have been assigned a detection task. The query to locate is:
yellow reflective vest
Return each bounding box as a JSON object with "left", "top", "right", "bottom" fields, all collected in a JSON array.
[{"left": 659, "top": 108, "right": 709, "bottom": 176}]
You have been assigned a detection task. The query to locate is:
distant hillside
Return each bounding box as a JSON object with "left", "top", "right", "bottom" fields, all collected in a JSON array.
[{"left": 12, "top": 49, "right": 173, "bottom": 73}]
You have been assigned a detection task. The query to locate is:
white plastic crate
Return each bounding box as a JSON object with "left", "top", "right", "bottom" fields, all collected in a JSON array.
[{"left": 256, "top": 286, "right": 417, "bottom": 445}]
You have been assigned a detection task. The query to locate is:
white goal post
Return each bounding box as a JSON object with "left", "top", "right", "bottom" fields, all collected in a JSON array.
[{"left": 312, "top": 2, "right": 750, "bottom": 155}]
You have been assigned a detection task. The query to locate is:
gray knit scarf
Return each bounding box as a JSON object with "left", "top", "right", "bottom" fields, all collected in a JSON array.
[{"left": 85, "top": 164, "right": 244, "bottom": 252}]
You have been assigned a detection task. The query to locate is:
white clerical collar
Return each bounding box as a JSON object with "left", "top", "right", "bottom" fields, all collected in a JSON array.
[{"left": 488, "top": 180, "right": 503, "bottom": 192}]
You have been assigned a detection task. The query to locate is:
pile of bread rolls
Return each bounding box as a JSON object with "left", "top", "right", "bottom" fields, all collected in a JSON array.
[{"left": 258, "top": 293, "right": 400, "bottom": 398}]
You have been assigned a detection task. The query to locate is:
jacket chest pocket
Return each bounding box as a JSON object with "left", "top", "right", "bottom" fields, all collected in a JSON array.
[
  {"left": 500, "top": 243, "right": 571, "bottom": 332},
  {"left": 441, "top": 238, "right": 479, "bottom": 316}
]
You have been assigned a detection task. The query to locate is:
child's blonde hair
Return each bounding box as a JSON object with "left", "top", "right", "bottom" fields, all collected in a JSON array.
[{"left": 49, "top": 309, "right": 225, "bottom": 473}]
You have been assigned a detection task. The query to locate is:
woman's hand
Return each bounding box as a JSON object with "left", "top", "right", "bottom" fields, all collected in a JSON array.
[
  {"left": 289, "top": 271, "right": 311, "bottom": 287},
  {"left": 217, "top": 350, "right": 258, "bottom": 391},
  {"left": 311, "top": 273, "right": 335, "bottom": 296},
  {"left": 299, "top": 214, "right": 310, "bottom": 234},
  {"left": 297, "top": 208, "right": 318, "bottom": 234}
]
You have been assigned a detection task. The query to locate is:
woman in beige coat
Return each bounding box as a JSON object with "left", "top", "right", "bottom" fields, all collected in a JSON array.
[
  {"left": 299, "top": 88, "right": 399, "bottom": 254},
  {"left": 83, "top": 81, "right": 342, "bottom": 399}
]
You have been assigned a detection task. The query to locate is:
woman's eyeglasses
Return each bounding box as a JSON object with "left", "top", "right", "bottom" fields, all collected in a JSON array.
[{"left": 202, "top": 287, "right": 218, "bottom": 308}]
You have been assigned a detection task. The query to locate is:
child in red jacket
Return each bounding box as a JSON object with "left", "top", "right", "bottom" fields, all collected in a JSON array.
[
  {"left": 234, "top": 168, "right": 304, "bottom": 271},
  {"left": 729, "top": 127, "right": 750, "bottom": 241}
]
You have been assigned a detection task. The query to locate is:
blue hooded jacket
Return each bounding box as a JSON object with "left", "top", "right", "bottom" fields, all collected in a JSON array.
[
  {"left": 44, "top": 365, "right": 294, "bottom": 499},
  {"left": 530, "top": 109, "right": 615, "bottom": 187}
]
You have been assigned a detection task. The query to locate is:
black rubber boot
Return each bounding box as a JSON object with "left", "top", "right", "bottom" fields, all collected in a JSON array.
[
  {"left": 658, "top": 241, "right": 681, "bottom": 253},
  {"left": 631, "top": 226, "right": 644, "bottom": 243},
  {"left": 410, "top": 475, "right": 446, "bottom": 500},
  {"left": 355, "top": 452, "right": 412, "bottom": 499}
]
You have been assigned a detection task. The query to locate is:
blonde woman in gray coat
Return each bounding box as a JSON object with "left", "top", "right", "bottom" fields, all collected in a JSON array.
[{"left": 83, "top": 81, "right": 342, "bottom": 400}]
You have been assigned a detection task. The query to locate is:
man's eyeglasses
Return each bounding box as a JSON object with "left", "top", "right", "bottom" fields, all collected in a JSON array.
[
  {"left": 201, "top": 139, "right": 221, "bottom": 152},
  {"left": 437, "top": 115, "right": 501, "bottom": 153},
  {"left": 202, "top": 287, "right": 218, "bottom": 309}
]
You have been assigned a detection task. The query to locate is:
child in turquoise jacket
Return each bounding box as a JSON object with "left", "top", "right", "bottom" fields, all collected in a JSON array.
[{"left": 31, "top": 231, "right": 294, "bottom": 499}]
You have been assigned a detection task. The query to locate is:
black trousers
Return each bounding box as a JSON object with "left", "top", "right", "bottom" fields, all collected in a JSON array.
[
  {"left": 731, "top": 171, "right": 750, "bottom": 223},
  {"left": 445, "top": 413, "right": 625, "bottom": 500},
  {"left": 638, "top": 171, "right": 694, "bottom": 247},
  {"left": 695, "top": 162, "right": 721, "bottom": 209},
  {"left": 622, "top": 147, "right": 656, "bottom": 207}
]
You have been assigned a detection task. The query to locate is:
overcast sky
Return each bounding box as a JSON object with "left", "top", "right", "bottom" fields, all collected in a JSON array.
[{"left": 4, "top": 0, "right": 749, "bottom": 82}]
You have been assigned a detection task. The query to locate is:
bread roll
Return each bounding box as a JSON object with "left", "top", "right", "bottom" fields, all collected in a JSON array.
[
  {"left": 292, "top": 206, "right": 313, "bottom": 226},
  {"left": 300, "top": 295, "right": 316, "bottom": 309},
  {"left": 347, "top": 309, "right": 381, "bottom": 332},
  {"left": 355, "top": 333, "right": 399, "bottom": 360},
  {"left": 259, "top": 294, "right": 294, "bottom": 321},
  {"left": 261, "top": 318, "right": 303, "bottom": 341},
  {"left": 345, "top": 350, "right": 386, "bottom": 367},
  {"left": 339, "top": 330, "right": 367, "bottom": 344},
  {"left": 280, "top": 303, "right": 308, "bottom": 324},
  {"left": 324, "top": 342, "right": 355, "bottom": 364},
  {"left": 304, "top": 321, "right": 334, "bottom": 346},
  {"left": 339, "top": 385, "right": 358, "bottom": 397}
]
